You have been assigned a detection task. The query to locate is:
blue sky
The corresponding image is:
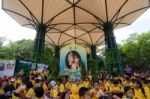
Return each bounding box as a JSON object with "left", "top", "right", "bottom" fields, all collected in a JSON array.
[{"left": 0, "top": 0, "right": 150, "bottom": 45}]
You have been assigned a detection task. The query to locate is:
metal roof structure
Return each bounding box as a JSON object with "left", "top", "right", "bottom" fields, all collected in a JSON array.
[{"left": 2, "top": 0, "right": 150, "bottom": 48}]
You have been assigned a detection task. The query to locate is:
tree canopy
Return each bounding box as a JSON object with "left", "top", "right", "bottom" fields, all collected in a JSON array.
[
  {"left": 119, "top": 32, "right": 150, "bottom": 71},
  {"left": 0, "top": 39, "right": 33, "bottom": 60},
  {"left": 0, "top": 31, "right": 150, "bottom": 73}
]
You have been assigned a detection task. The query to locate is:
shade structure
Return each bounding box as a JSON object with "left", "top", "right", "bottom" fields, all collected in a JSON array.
[
  {"left": 45, "top": 27, "right": 104, "bottom": 47},
  {"left": 2, "top": 0, "right": 150, "bottom": 47},
  {"left": 2, "top": 0, "right": 150, "bottom": 74}
]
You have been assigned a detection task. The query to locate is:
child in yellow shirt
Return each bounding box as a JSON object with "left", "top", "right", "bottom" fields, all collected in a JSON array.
[
  {"left": 49, "top": 80, "right": 59, "bottom": 98},
  {"left": 79, "top": 87, "right": 91, "bottom": 99},
  {"left": 109, "top": 79, "right": 123, "bottom": 98},
  {"left": 25, "top": 81, "right": 35, "bottom": 98},
  {"left": 83, "top": 77, "right": 90, "bottom": 88},
  {"left": 103, "top": 79, "right": 111, "bottom": 92},
  {"left": 0, "top": 86, "right": 4, "bottom": 95},
  {"left": 69, "top": 78, "right": 81, "bottom": 99},
  {"left": 98, "top": 79, "right": 105, "bottom": 91},
  {"left": 144, "top": 80, "right": 150, "bottom": 99},
  {"left": 65, "top": 80, "right": 72, "bottom": 90},
  {"left": 70, "top": 79, "right": 82, "bottom": 99},
  {"left": 123, "top": 86, "right": 134, "bottom": 99},
  {"left": 132, "top": 79, "right": 146, "bottom": 99},
  {"left": 90, "top": 81, "right": 104, "bottom": 99}
]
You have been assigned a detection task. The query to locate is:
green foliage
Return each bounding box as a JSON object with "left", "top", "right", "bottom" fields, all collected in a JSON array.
[
  {"left": 40, "top": 45, "right": 53, "bottom": 64},
  {"left": 119, "top": 32, "right": 150, "bottom": 71},
  {"left": 42, "top": 46, "right": 60, "bottom": 78},
  {"left": 0, "top": 37, "right": 61, "bottom": 78},
  {"left": 87, "top": 57, "right": 105, "bottom": 76},
  {"left": 97, "top": 56, "right": 105, "bottom": 71},
  {"left": 32, "top": 45, "right": 60, "bottom": 78},
  {"left": 0, "top": 39, "right": 34, "bottom": 60},
  {"left": 0, "top": 37, "right": 6, "bottom": 58},
  {"left": 48, "top": 58, "right": 60, "bottom": 79},
  {"left": 87, "top": 59, "right": 96, "bottom": 75},
  {"left": 0, "top": 37, "right": 5, "bottom": 47},
  {"left": 80, "top": 61, "right": 87, "bottom": 77},
  {"left": 87, "top": 59, "right": 96, "bottom": 71},
  {"left": 105, "top": 48, "right": 123, "bottom": 74},
  {"left": 105, "top": 48, "right": 121, "bottom": 65}
]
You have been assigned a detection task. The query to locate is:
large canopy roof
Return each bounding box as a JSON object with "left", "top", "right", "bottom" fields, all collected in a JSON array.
[{"left": 2, "top": 0, "right": 150, "bottom": 48}]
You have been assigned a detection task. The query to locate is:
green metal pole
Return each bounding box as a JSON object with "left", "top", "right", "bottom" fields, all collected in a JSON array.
[
  {"left": 91, "top": 45, "right": 96, "bottom": 60},
  {"left": 34, "top": 24, "right": 46, "bottom": 69},
  {"left": 103, "top": 22, "right": 123, "bottom": 76},
  {"left": 54, "top": 46, "right": 60, "bottom": 61},
  {"left": 104, "top": 22, "right": 117, "bottom": 49}
]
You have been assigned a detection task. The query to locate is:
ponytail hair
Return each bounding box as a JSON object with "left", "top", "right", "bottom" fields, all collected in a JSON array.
[
  {"left": 132, "top": 79, "right": 146, "bottom": 97},
  {"left": 139, "top": 81, "right": 146, "bottom": 97}
]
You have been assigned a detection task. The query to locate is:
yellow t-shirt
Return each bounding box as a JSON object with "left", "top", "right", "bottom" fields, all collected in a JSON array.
[
  {"left": 109, "top": 85, "right": 123, "bottom": 93},
  {"left": 65, "top": 82, "right": 72, "bottom": 90},
  {"left": 104, "top": 82, "right": 111, "bottom": 91},
  {"left": 134, "top": 88, "right": 146, "bottom": 99},
  {"left": 129, "top": 82, "right": 132, "bottom": 87},
  {"left": 70, "top": 84, "right": 80, "bottom": 99},
  {"left": 0, "top": 88, "right": 4, "bottom": 95},
  {"left": 42, "top": 83, "right": 48, "bottom": 92},
  {"left": 123, "top": 81, "right": 132, "bottom": 87},
  {"left": 144, "top": 86, "right": 150, "bottom": 99},
  {"left": 34, "top": 83, "right": 42, "bottom": 88},
  {"left": 50, "top": 88, "right": 58, "bottom": 98},
  {"left": 41, "top": 73, "right": 45, "bottom": 78},
  {"left": 122, "top": 95, "right": 136, "bottom": 99},
  {"left": 43, "top": 70, "right": 49, "bottom": 77},
  {"left": 33, "top": 70, "right": 37, "bottom": 75},
  {"left": 26, "top": 88, "right": 35, "bottom": 98},
  {"left": 83, "top": 81, "right": 90, "bottom": 88},
  {"left": 12, "top": 93, "right": 19, "bottom": 99},
  {"left": 15, "top": 79, "right": 22, "bottom": 85},
  {"left": 30, "top": 80, "right": 35, "bottom": 85},
  {"left": 59, "top": 84, "right": 65, "bottom": 93},
  {"left": 34, "top": 96, "right": 44, "bottom": 99},
  {"left": 90, "top": 89, "right": 104, "bottom": 99}
]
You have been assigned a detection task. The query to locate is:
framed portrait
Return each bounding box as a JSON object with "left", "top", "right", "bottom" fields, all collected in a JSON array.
[{"left": 59, "top": 44, "right": 87, "bottom": 76}]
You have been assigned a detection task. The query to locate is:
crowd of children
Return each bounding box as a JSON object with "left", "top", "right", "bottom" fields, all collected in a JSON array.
[{"left": 0, "top": 69, "right": 150, "bottom": 99}]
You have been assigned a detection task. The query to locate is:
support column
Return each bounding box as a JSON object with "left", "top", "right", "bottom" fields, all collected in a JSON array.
[
  {"left": 103, "top": 22, "right": 123, "bottom": 76},
  {"left": 87, "top": 54, "right": 90, "bottom": 60},
  {"left": 14, "top": 54, "right": 20, "bottom": 76},
  {"left": 34, "top": 24, "right": 46, "bottom": 68},
  {"left": 104, "top": 22, "right": 117, "bottom": 49},
  {"left": 91, "top": 45, "right": 96, "bottom": 60},
  {"left": 54, "top": 46, "right": 60, "bottom": 61}
]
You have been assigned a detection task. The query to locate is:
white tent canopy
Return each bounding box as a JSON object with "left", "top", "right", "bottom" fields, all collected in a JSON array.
[{"left": 2, "top": 0, "right": 150, "bottom": 48}]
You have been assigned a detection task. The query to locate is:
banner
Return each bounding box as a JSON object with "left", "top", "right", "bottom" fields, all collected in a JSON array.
[
  {"left": 31, "top": 63, "right": 48, "bottom": 70},
  {"left": 15, "top": 61, "right": 48, "bottom": 76},
  {"left": 60, "top": 44, "right": 87, "bottom": 76},
  {"left": 0, "top": 60, "right": 15, "bottom": 77},
  {"left": 32, "top": 63, "right": 48, "bottom": 73},
  {"left": 0, "top": 60, "right": 48, "bottom": 77}
]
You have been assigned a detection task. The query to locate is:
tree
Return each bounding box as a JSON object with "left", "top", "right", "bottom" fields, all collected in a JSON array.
[
  {"left": 0, "top": 39, "right": 34, "bottom": 60},
  {"left": 97, "top": 56, "right": 105, "bottom": 71},
  {"left": 0, "top": 38, "right": 62, "bottom": 78},
  {"left": 0, "top": 37, "right": 6, "bottom": 46},
  {"left": 0, "top": 37, "right": 8, "bottom": 59},
  {"left": 34, "top": 45, "right": 60, "bottom": 78},
  {"left": 119, "top": 32, "right": 150, "bottom": 71}
]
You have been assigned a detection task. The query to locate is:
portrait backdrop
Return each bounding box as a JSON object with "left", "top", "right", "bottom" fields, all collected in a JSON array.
[{"left": 60, "top": 44, "right": 87, "bottom": 76}]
